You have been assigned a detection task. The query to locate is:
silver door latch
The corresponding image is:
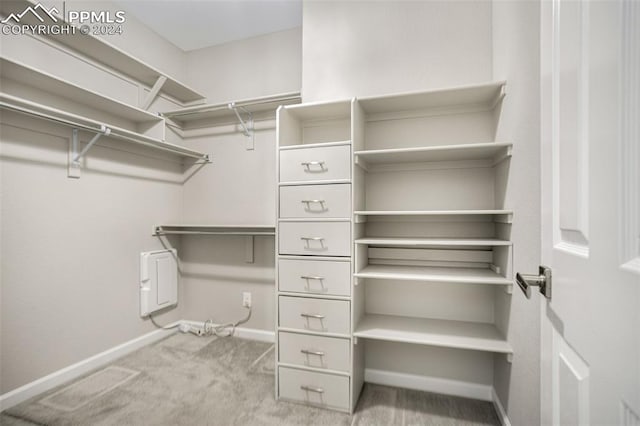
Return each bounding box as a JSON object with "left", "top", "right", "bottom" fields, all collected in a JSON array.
[{"left": 516, "top": 266, "right": 552, "bottom": 299}]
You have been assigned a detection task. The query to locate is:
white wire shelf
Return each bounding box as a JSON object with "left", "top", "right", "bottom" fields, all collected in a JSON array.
[{"left": 153, "top": 225, "right": 275, "bottom": 236}]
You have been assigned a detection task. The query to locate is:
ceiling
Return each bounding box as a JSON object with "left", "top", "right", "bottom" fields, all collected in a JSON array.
[{"left": 115, "top": 0, "right": 302, "bottom": 52}]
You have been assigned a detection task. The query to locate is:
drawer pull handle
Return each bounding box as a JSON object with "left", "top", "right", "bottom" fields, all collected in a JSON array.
[
  {"left": 301, "top": 349, "right": 325, "bottom": 357},
  {"left": 300, "top": 275, "right": 324, "bottom": 281},
  {"left": 300, "top": 313, "right": 325, "bottom": 319},
  {"left": 301, "top": 237, "right": 324, "bottom": 241},
  {"left": 301, "top": 199, "right": 325, "bottom": 204},
  {"left": 300, "top": 385, "right": 325, "bottom": 394},
  {"left": 301, "top": 161, "right": 327, "bottom": 172}
]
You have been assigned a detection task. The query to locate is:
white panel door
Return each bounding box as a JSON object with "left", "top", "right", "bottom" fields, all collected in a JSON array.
[{"left": 540, "top": 1, "right": 640, "bottom": 425}]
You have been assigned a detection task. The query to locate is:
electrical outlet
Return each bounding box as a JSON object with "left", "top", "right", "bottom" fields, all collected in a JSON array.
[{"left": 242, "top": 291, "right": 252, "bottom": 308}]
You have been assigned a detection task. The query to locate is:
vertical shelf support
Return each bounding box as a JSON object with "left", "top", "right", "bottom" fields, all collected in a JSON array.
[
  {"left": 245, "top": 236, "right": 255, "bottom": 263},
  {"left": 229, "top": 102, "right": 254, "bottom": 150}
]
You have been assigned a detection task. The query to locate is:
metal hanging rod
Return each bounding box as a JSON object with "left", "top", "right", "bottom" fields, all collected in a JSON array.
[
  {"left": 1, "top": 96, "right": 210, "bottom": 162},
  {"left": 153, "top": 225, "right": 275, "bottom": 236}
]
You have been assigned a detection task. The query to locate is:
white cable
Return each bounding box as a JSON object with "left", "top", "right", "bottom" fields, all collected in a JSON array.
[{"left": 149, "top": 307, "right": 252, "bottom": 337}]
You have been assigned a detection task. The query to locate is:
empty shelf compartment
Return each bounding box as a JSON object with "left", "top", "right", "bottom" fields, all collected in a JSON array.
[{"left": 354, "top": 314, "right": 512, "bottom": 354}]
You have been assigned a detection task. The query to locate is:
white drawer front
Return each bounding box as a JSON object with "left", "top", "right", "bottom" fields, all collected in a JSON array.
[
  {"left": 279, "top": 367, "right": 350, "bottom": 411},
  {"left": 279, "top": 296, "right": 350, "bottom": 335},
  {"left": 279, "top": 184, "right": 351, "bottom": 219},
  {"left": 279, "top": 145, "right": 351, "bottom": 183},
  {"left": 279, "top": 332, "right": 351, "bottom": 372},
  {"left": 278, "top": 258, "right": 351, "bottom": 297},
  {"left": 279, "top": 221, "right": 351, "bottom": 257}
]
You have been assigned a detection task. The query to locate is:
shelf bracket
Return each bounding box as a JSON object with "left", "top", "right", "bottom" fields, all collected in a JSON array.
[
  {"left": 68, "top": 126, "right": 111, "bottom": 178},
  {"left": 141, "top": 75, "right": 168, "bottom": 110},
  {"left": 228, "top": 102, "right": 254, "bottom": 150},
  {"left": 245, "top": 236, "right": 255, "bottom": 263}
]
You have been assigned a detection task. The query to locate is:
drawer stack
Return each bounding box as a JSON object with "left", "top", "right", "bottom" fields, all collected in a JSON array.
[{"left": 275, "top": 100, "right": 358, "bottom": 413}]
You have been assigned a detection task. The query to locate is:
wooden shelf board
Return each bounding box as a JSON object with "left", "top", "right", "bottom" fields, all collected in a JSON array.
[
  {"left": 354, "top": 209, "right": 513, "bottom": 216},
  {"left": 1, "top": 93, "right": 209, "bottom": 161},
  {"left": 154, "top": 225, "right": 275, "bottom": 236},
  {"left": 161, "top": 92, "right": 301, "bottom": 123},
  {"left": 354, "top": 264, "right": 512, "bottom": 285},
  {"left": 354, "top": 314, "right": 512, "bottom": 354},
  {"left": 354, "top": 142, "right": 512, "bottom": 164},
  {"left": 0, "top": 58, "right": 161, "bottom": 124},
  {"left": 0, "top": 0, "right": 204, "bottom": 103},
  {"left": 355, "top": 237, "right": 512, "bottom": 247},
  {"left": 358, "top": 81, "right": 506, "bottom": 114}
]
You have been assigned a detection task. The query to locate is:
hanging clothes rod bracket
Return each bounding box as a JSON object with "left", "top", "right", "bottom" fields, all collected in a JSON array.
[
  {"left": 68, "top": 125, "right": 110, "bottom": 178},
  {"left": 72, "top": 125, "right": 111, "bottom": 163},
  {"left": 228, "top": 102, "right": 254, "bottom": 150}
]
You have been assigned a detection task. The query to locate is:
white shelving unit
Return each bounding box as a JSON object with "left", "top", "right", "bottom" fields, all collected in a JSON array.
[
  {"left": 0, "top": 58, "right": 210, "bottom": 177},
  {"left": 0, "top": 0, "right": 205, "bottom": 105},
  {"left": 350, "top": 81, "right": 514, "bottom": 398}
]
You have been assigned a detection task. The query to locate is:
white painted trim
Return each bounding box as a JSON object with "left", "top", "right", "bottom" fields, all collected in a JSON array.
[
  {"left": 0, "top": 320, "right": 276, "bottom": 413},
  {"left": 364, "top": 368, "right": 492, "bottom": 401},
  {"left": 492, "top": 388, "right": 512, "bottom": 426},
  {"left": 0, "top": 323, "right": 179, "bottom": 412},
  {"left": 181, "top": 320, "right": 275, "bottom": 343}
]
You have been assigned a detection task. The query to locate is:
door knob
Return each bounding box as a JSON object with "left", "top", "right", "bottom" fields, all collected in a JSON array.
[{"left": 516, "top": 266, "right": 552, "bottom": 299}]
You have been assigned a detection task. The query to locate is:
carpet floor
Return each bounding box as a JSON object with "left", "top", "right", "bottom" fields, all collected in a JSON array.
[{"left": 1, "top": 334, "right": 500, "bottom": 425}]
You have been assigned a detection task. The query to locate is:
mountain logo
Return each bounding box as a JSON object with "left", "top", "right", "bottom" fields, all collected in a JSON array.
[{"left": 1, "top": 3, "right": 59, "bottom": 24}]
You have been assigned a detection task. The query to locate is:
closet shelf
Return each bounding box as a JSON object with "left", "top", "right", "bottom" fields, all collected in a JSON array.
[
  {"left": 1, "top": 93, "right": 210, "bottom": 162},
  {"left": 354, "top": 210, "right": 513, "bottom": 224},
  {"left": 355, "top": 237, "right": 512, "bottom": 247},
  {"left": 161, "top": 92, "right": 301, "bottom": 125},
  {"left": 354, "top": 264, "right": 512, "bottom": 285},
  {"left": 353, "top": 314, "right": 512, "bottom": 354},
  {"left": 153, "top": 225, "right": 275, "bottom": 236},
  {"left": 358, "top": 81, "right": 506, "bottom": 116},
  {"left": 0, "top": 58, "right": 162, "bottom": 128},
  {"left": 0, "top": 1, "right": 205, "bottom": 104},
  {"left": 354, "top": 142, "right": 512, "bottom": 165}
]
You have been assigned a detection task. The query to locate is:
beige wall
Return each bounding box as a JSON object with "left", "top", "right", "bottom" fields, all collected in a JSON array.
[
  {"left": 186, "top": 28, "right": 302, "bottom": 103},
  {"left": 301, "top": 0, "right": 493, "bottom": 101},
  {"left": 0, "top": 0, "right": 189, "bottom": 394}
]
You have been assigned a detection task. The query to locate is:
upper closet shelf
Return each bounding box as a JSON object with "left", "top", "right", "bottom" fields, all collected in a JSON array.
[
  {"left": 353, "top": 314, "right": 512, "bottom": 355},
  {"left": 354, "top": 142, "right": 512, "bottom": 166},
  {"left": 161, "top": 92, "right": 301, "bottom": 125},
  {"left": 358, "top": 81, "right": 506, "bottom": 116},
  {"left": 153, "top": 225, "right": 275, "bottom": 236},
  {"left": 0, "top": 0, "right": 205, "bottom": 104},
  {"left": 0, "top": 58, "right": 210, "bottom": 167}
]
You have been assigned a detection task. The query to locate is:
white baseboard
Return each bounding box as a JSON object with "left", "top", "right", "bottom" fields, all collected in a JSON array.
[
  {"left": 0, "top": 323, "right": 179, "bottom": 412},
  {"left": 0, "top": 320, "right": 274, "bottom": 412},
  {"left": 181, "top": 320, "right": 275, "bottom": 343},
  {"left": 364, "top": 368, "right": 493, "bottom": 401},
  {"left": 492, "top": 388, "right": 512, "bottom": 426}
]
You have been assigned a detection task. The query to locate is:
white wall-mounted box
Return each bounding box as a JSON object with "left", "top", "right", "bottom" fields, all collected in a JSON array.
[{"left": 140, "top": 249, "right": 178, "bottom": 317}]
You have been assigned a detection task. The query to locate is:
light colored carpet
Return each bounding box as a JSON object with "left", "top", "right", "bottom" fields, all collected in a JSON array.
[{"left": 1, "top": 334, "right": 500, "bottom": 425}]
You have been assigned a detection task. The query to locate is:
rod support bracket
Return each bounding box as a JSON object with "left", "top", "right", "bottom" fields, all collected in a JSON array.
[{"left": 228, "top": 102, "right": 254, "bottom": 150}]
